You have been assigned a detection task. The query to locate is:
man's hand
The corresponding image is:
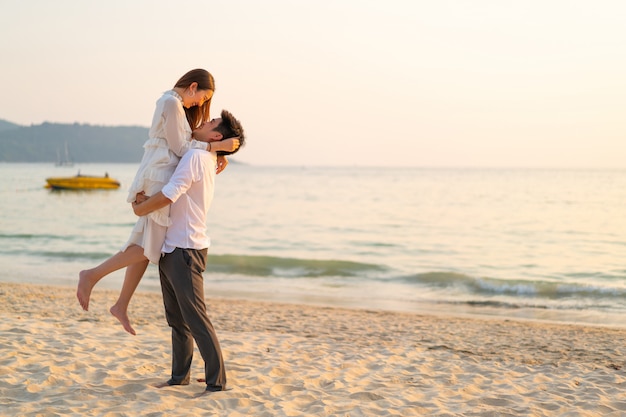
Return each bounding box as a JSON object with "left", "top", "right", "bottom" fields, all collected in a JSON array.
[
  {"left": 216, "top": 155, "right": 228, "bottom": 175},
  {"left": 132, "top": 191, "right": 172, "bottom": 216},
  {"left": 132, "top": 200, "right": 143, "bottom": 216},
  {"left": 134, "top": 191, "right": 149, "bottom": 204}
]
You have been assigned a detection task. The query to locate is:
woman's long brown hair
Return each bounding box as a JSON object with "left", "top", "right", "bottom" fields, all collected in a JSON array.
[{"left": 174, "top": 68, "right": 215, "bottom": 128}]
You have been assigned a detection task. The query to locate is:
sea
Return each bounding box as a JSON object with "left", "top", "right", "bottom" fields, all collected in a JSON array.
[{"left": 1, "top": 163, "right": 625, "bottom": 328}]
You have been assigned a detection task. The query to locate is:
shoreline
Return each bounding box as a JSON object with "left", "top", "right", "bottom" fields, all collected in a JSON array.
[
  {"left": 4, "top": 274, "right": 625, "bottom": 330},
  {"left": 2, "top": 282, "right": 625, "bottom": 416}
]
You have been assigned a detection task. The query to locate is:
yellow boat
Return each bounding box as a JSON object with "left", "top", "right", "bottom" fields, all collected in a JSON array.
[{"left": 45, "top": 172, "right": 121, "bottom": 190}]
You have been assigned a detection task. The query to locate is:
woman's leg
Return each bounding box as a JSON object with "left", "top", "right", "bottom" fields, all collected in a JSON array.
[
  {"left": 77, "top": 245, "right": 147, "bottom": 311},
  {"left": 110, "top": 258, "right": 150, "bottom": 335}
]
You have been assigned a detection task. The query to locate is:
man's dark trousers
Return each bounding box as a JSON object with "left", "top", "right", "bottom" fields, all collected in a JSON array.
[{"left": 159, "top": 247, "right": 226, "bottom": 391}]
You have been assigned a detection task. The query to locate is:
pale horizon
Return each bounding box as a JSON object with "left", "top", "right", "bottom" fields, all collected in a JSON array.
[{"left": 1, "top": 0, "right": 625, "bottom": 168}]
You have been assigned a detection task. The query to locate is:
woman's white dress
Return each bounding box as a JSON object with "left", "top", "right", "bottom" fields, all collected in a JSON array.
[{"left": 121, "top": 90, "right": 207, "bottom": 263}]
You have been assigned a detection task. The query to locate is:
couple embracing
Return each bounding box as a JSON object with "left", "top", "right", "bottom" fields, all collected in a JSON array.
[{"left": 77, "top": 69, "right": 245, "bottom": 393}]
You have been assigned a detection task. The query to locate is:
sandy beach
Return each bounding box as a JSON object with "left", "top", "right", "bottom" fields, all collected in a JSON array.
[{"left": 1, "top": 282, "right": 624, "bottom": 416}]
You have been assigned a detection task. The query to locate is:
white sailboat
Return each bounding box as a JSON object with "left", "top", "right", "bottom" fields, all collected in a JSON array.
[{"left": 56, "top": 141, "right": 73, "bottom": 166}]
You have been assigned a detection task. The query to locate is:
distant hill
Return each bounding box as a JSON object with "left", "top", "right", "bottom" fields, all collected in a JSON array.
[
  {"left": 0, "top": 119, "right": 148, "bottom": 163},
  {"left": 0, "top": 119, "right": 21, "bottom": 132}
]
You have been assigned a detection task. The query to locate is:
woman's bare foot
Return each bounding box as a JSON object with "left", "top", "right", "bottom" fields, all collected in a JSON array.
[
  {"left": 109, "top": 304, "right": 136, "bottom": 335},
  {"left": 77, "top": 270, "right": 99, "bottom": 311}
]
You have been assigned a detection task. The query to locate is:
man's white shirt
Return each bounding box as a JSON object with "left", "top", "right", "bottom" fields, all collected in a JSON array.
[{"left": 161, "top": 149, "right": 217, "bottom": 253}]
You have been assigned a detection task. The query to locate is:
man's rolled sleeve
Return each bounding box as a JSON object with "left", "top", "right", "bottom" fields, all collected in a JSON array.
[{"left": 161, "top": 152, "right": 196, "bottom": 203}]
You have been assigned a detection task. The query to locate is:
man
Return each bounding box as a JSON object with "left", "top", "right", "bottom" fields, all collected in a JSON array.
[{"left": 132, "top": 109, "right": 245, "bottom": 393}]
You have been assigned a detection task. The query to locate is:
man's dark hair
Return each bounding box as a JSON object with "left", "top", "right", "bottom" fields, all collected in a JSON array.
[{"left": 214, "top": 110, "right": 246, "bottom": 155}]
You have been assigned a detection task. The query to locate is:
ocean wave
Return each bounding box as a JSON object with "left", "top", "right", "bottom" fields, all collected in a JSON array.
[
  {"left": 0, "top": 233, "right": 68, "bottom": 240},
  {"left": 20, "top": 249, "right": 387, "bottom": 275},
  {"left": 206, "top": 254, "right": 386, "bottom": 278},
  {"left": 401, "top": 271, "right": 626, "bottom": 300},
  {"left": 39, "top": 250, "right": 117, "bottom": 261}
]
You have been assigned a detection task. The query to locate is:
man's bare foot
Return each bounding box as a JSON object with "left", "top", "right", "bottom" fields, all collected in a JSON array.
[
  {"left": 109, "top": 304, "right": 136, "bottom": 335},
  {"left": 77, "top": 270, "right": 98, "bottom": 311}
]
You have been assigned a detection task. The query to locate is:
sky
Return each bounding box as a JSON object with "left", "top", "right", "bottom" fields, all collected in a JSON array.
[{"left": 1, "top": 0, "right": 625, "bottom": 168}]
